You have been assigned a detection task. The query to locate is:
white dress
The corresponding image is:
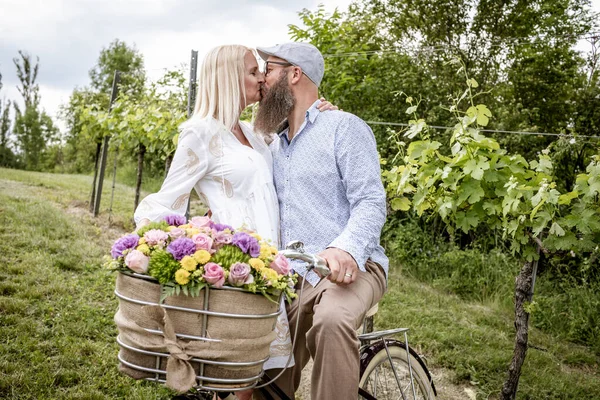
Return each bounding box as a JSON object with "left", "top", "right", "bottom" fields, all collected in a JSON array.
[{"left": 134, "top": 116, "right": 293, "bottom": 370}]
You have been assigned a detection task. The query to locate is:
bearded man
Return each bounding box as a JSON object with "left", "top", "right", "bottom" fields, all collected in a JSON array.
[{"left": 254, "top": 42, "right": 389, "bottom": 400}]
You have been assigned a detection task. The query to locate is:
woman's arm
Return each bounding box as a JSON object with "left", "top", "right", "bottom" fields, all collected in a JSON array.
[{"left": 133, "top": 125, "right": 210, "bottom": 226}]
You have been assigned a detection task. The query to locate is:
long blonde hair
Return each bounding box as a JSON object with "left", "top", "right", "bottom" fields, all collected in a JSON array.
[{"left": 190, "top": 45, "right": 249, "bottom": 131}]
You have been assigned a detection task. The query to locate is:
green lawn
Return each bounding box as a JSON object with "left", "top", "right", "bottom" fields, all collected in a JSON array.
[{"left": 1, "top": 168, "right": 599, "bottom": 399}]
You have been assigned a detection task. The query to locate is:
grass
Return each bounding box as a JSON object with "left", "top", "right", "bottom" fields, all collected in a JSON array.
[{"left": 1, "top": 167, "right": 599, "bottom": 399}]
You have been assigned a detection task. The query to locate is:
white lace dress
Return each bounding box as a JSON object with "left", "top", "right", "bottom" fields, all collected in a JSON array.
[{"left": 134, "top": 116, "right": 293, "bottom": 370}]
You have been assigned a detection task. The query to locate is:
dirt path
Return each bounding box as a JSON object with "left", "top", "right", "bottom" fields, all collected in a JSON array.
[{"left": 295, "top": 359, "right": 474, "bottom": 400}]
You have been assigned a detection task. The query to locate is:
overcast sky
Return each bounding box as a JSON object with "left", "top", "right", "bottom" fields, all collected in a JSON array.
[
  {"left": 0, "top": 0, "right": 353, "bottom": 130},
  {"left": 1, "top": 0, "right": 598, "bottom": 134}
]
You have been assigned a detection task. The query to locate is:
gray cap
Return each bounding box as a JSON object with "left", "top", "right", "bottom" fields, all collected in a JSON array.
[{"left": 257, "top": 42, "right": 325, "bottom": 87}]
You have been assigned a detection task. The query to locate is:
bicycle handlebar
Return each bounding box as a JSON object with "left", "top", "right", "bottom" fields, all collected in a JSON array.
[{"left": 279, "top": 241, "right": 331, "bottom": 278}]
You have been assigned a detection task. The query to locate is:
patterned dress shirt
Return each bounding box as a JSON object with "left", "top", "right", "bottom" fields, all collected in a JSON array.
[{"left": 271, "top": 100, "right": 389, "bottom": 285}]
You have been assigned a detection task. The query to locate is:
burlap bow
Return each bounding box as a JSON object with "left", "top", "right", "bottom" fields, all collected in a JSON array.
[{"left": 144, "top": 305, "right": 204, "bottom": 393}]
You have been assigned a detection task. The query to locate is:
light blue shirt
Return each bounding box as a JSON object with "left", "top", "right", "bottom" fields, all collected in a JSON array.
[{"left": 271, "top": 100, "right": 389, "bottom": 285}]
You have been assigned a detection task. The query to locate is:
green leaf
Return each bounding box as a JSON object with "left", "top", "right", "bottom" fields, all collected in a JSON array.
[
  {"left": 549, "top": 222, "right": 565, "bottom": 237},
  {"left": 467, "top": 78, "right": 479, "bottom": 88},
  {"left": 391, "top": 197, "right": 411, "bottom": 211},
  {"left": 404, "top": 119, "right": 427, "bottom": 139},
  {"left": 529, "top": 199, "right": 545, "bottom": 221},
  {"left": 457, "top": 178, "right": 485, "bottom": 204},
  {"left": 456, "top": 210, "right": 480, "bottom": 233},
  {"left": 406, "top": 105, "right": 417, "bottom": 114},
  {"left": 558, "top": 190, "right": 578, "bottom": 205},
  {"left": 466, "top": 104, "right": 492, "bottom": 127},
  {"left": 438, "top": 199, "right": 454, "bottom": 219},
  {"left": 407, "top": 140, "right": 440, "bottom": 162},
  {"left": 463, "top": 156, "right": 490, "bottom": 180}
]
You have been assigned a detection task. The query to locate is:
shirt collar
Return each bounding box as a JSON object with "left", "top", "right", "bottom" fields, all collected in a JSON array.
[
  {"left": 306, "top": 99, "right": 321, "bottom": 124},
  {"left": 277, "top": 99, "right": 322, "bottom": 140}
]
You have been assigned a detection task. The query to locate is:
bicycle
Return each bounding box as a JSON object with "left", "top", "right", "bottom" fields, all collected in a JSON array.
[
  {"left": 177, "top": 242, "right": 436, "bottom": 400},
  {"left": 249, "top": 241, "right": 437, "bottom": 400},
  {"left": 133, "top": 241, "right": 436, "bottom": 400}
]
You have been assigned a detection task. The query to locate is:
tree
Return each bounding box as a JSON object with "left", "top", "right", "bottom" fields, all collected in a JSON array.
[
  {"left": 383, "top": 64, "right": 600, "bottom": 399},
  {"left": 89, "top": 39, "right": 145, "bottom": 101},
  {"left": 60, "top": 39, "right": 146, "bottom": 209},
  {"left": 0, "top": 70, "right": 17, "bottom": 168},
  {"left": 78, "top": 69, "right": 187, "bottom": 211},
  {"left": 290, "top": 0, "right": 596, "bottom": 161},
  {"left": 12, "top": 51, "right": 57, "bottom": 171}
]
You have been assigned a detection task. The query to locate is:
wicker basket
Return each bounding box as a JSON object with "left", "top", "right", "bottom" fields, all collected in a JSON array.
[{"left": 114, "top": 272, "right": 280, "bottom": 393}]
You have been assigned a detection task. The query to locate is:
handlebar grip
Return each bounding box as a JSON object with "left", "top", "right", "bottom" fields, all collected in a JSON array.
[{"left": 313, "top": 255, "right": 330, "bottom": 277}]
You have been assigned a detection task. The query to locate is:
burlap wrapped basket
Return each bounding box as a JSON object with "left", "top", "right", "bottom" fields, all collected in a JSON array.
[{"left": 114, "top": 272, "right": 280, "bottom": 393}]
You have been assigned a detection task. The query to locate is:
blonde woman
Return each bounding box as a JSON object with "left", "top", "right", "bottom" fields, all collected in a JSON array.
[{"left": 134, "top": 45, "right": 335, "bottom": 400}]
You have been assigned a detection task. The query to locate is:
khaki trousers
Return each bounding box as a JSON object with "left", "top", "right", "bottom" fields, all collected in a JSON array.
[{"left": 260, "top": 260, "right": 387, "bottom": 400}]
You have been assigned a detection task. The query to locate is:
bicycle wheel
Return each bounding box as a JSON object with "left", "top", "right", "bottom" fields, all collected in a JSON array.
[{"left": 359, "top": 342, "right": 436, "bottom": 400}]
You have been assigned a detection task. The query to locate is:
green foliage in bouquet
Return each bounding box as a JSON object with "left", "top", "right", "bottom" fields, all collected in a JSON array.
[
  {"left": 136, "top": 221, "right": 169, "bottom": 237},
  {"left": 210, "top": 244, "right": 251, "bottom": 269},
  {"left": 147, "top": 249, "right": 181, "bottom": 285}
]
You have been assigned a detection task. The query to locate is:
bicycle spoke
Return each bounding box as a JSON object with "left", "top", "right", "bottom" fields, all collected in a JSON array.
[{"left": 361, "top": 354, "right": 431, "bottom": 400}]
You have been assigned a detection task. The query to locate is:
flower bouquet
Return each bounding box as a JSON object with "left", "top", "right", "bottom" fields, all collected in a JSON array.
[
  {"left": 106, "top": 214, "right": 297, "bottom": 303},
  {"left": 107, "top": 215, "right": 297, "bottom": 393}
]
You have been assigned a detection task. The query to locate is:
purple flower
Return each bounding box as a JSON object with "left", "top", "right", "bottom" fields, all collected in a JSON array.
[
  {"left": 210, "top": 222, "right": 234, "bottom": 232},
  {"left": 163, "top": 214, "right": 187, "bottom": 226},
  {"left": 167, "top": 237, "right": 197, "bottom": 261},
  {"left": 111, "top": 234, "right": 140, "bottom": 259},
  {"left": 213, "top": 230, "right": 233, "bottom": 246},
  {"left": 228, "top": 262, "right": 253, "bottom": 286},
  {"left": 232, "top": 232, "right": 260, "bottom": 258}
]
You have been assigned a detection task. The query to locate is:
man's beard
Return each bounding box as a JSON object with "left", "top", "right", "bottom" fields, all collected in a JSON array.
[{"left": 254, "top": 72, "right": 295, "bottom": 135}]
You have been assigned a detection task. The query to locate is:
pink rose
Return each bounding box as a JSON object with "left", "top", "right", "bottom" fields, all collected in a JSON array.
[
  {"left": 213, "top": 230, "right": 233, "bottom": 246},
  {"left": 169, "top": 227, "right": 185, "bottom": 240},
  {"left": 203, "top": 262, "right": 225, "bottom": 288},
  {"left": 228, "top": 262, "right": 253, "bottom": 286},
  {"left": 190, "top": 216, "right": 212, "bottom": 229},
  {"left": 125, "top": 250, "right": 149, "bottom": 274},
  {"left": 144, "top": 229, "right": 169, "bottom": 247},
  {"left": 270, "top": 253, "right": 291, "bottom": 275},
  {"left": 192, "top": 233, "right": 213, "bottom": 252}
]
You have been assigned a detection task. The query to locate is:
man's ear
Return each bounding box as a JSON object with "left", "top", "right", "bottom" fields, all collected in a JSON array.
[{"left": 290, "top": 66, "right": 303, "bottom": 85}]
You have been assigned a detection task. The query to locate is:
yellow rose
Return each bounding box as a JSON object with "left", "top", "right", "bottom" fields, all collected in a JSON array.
[
  {"left": 138, "top": 237, "right": 146, "bottom": 245},
  {"left": 250, "top": 233, "right": 262, "bottom": 241},
  {"left": 178, "top": 224, "right": 191, "bottom": 229},
  {"left": 193, "top": 250, "right": 211, "bottom": 264},
  {"left": 180, "top": 256, "right": 198, "bottom": 271},
  {"left": 270, "top": 246, "right": 278, "bottom": 255},
  {"left": 262, "top": 268, "right": 279, "bottom": 284},
  {"left": 186, "top": 228, "right": 201, "bottom": 237},
  {"left": 136, "top": 244, "right": 150, "bottom": 255},
  {"left": 248, "top": 258, "right": 265, "bottom": 270},
  {"left": 175, "top": 269, "right": 191, "bottom": 285},
  {"left": 259, "top": 245, "right": 272, "bottom": 259}
]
